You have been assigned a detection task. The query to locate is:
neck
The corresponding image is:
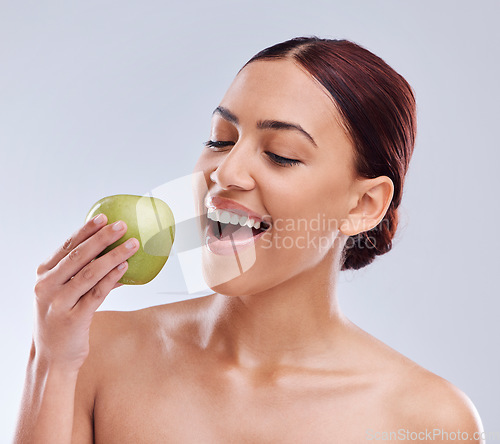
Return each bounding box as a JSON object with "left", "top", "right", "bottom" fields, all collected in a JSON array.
[{"left": 199, "top": 250, "right": 348, "bottom": 371}]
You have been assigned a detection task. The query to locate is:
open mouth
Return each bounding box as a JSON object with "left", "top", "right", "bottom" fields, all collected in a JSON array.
[{"left": 207, "top": 208, "right": 272, "bottom": 241}]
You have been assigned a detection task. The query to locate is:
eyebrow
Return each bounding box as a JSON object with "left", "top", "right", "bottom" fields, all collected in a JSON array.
[{"left": 212, "top": 106, "right": 318, "bottom": 149}]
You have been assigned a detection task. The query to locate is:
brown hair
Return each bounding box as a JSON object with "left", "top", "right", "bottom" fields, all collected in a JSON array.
[{"left": 241, "top": 36, "right": 417, "bottom": 270}]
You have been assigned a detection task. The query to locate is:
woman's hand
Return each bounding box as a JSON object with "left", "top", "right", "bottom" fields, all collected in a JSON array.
[{"left": 32, "top": 213, "right": 140, "bottom": 373}]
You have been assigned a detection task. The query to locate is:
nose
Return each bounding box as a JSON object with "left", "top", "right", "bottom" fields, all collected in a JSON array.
[{"left": 210, "top": 143, "right": 256, "bottom": 191}]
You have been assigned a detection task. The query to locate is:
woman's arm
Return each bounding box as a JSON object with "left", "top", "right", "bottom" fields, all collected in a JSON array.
[
  {"left": 14, "top": 342, "right": 82, "bottom": 444},
  {"left": 13, "top": 214, "right": 139, "bottom": 443}
]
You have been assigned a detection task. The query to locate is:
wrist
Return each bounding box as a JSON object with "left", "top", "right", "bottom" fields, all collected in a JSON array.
[{"left": 30, "top": 353, "right": 81, "bottom": 380}]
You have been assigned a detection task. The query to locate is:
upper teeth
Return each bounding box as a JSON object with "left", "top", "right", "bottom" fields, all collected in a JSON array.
[{"left": 207, "top": 208, "right": 265, "bottom": 230}]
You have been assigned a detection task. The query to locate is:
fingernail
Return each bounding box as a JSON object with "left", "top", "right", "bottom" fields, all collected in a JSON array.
[
  {"left": 125, "top": 238, "right": 137, "bottom": 249},
  {"left": 94, "top": 214, "right": 105, "bottom": 225},
  {"left": 113, "top": 221, "right": 124, "bottom": 231}
]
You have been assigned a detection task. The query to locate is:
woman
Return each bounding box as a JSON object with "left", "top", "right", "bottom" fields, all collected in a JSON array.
[{"left": 15, "top": 37, "right": 484, "bottom": 443}]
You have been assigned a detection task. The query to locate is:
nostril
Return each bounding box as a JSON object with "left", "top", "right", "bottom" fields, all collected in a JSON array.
[{"left": 210, "top": 153, "right": 256, "bottom": 191}]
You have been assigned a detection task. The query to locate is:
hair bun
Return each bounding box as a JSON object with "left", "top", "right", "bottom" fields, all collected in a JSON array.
[{"left": 341, "top": 206, "right": 399, "bottom": 271}]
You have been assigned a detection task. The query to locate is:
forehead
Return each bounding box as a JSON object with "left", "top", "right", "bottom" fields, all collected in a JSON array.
[{"left": 217, "top": 59, "right": 347, "bottom": 145}]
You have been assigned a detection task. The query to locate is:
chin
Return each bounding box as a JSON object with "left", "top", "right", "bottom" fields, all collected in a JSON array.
[
  {"left": 204, "top": 273, "right": 262, "bottom": 298},
  {"left": 200, "top": 245, "right": 257, "bottom": 296},
  {"left": 207, "top": 281, "right": 250, "bottom": 298}
]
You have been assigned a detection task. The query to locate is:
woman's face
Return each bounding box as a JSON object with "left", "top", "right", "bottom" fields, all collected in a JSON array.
[{"left": 192, "top": 59, "right": 359, "bottom": 295}]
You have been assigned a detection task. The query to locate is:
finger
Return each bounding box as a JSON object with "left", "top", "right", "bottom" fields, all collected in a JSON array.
[
  {"left": 50, "top": 220, "right": 129, "bottom": 286},
  {"left": 73, "top": 261, "right": 129, "bottom": 315},
  {"left": 38, "top": 213, "right": 108, "bottom": 273},
  {"left": 61, "top": 236, "right": 139, "bottom": 309}
]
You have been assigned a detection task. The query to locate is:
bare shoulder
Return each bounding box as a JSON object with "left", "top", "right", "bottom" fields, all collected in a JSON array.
[
  {"left": 90, "top": 305, "right": 182, "bottom": 357},
  {"left": 85, "top": 295, "right": 211, "bottom": 371},
  {"left": 382, "top": 353, "right": 484, "bottom": 442},
  {"left": 74, "top": 309, "right": 153, "bottom": 396},
  {"left": 345, "top": 321, "right": 484, "bottom": 442},
  {"left": 83, "top": 309, "right": 150, "bottom": 374},
  {"left": 400, "top": 369, "right": 483, "bottom": 441},
  {"left": 72, "top": 306, "right": 170, "bottom": 442},
  {"left": 74, "top": 296, "right": 206, "bottom": 402}
]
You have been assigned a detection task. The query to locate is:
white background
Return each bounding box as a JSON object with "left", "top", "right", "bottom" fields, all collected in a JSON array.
[{"left": 1, "top": 0, "right": 499, "bottom": 440}]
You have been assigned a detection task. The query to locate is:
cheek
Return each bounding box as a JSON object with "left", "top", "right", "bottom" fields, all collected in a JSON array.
[
  {"left": 270, "top": 168, "right": 348, "bottom": 216},
  {"left": 265, "top": 171, "right": 349, "bottom": 244}
]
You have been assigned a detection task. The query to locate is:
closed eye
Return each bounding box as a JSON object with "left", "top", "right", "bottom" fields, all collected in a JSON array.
[
  {"left": 203, "top": 140, "right": 234, "bottom": 149},
  {"left": 265, "top": 151, "right": 301, "bottom": 167},
  {"left": 204, "top": 140, "right": 302, "bottom": 168}
]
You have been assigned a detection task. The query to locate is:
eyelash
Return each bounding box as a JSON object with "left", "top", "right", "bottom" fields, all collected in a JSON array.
[{"left": 203, "top": 140, "right": 301, "bottom": 167}]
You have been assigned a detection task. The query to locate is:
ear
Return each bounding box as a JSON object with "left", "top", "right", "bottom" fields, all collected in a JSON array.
[{"left": 339, "top": 176, "right": 394, "bottom": 236}]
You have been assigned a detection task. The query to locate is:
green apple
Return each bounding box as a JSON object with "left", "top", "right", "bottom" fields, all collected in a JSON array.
[{"left": 85, "top": 194, "right": 175, "bottom": 285}]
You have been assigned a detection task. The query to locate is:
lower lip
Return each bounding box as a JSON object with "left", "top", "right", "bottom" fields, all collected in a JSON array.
[{"left": 204, "top": 219, "right": 270, "bottom": 256}]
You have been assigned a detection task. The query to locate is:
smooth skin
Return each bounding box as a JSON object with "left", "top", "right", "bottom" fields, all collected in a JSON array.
[
  {"left": 14, "top": 216, "right": 139, "bottom": 443},
  {"left": 15, "top": 60, "right": 484, "bottom": 443}
]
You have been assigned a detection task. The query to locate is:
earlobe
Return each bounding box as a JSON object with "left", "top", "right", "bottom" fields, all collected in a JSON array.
[{"left": 339, "top": 176, "right": 394, "bottom": 236}]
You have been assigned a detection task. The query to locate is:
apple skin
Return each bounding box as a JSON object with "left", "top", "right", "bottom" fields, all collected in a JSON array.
[{"left": 85, "top": 194, "right": 175, "bottom": 285}]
